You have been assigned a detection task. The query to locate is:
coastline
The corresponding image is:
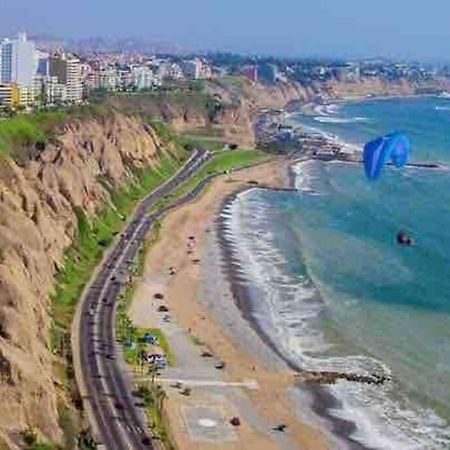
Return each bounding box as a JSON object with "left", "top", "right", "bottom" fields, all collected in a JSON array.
[
  {"left": 129, "top": 157, "right": 335, "bottom": 450},
  {"left": 215, "top": 178, "right": 372, "bottom": 450}
]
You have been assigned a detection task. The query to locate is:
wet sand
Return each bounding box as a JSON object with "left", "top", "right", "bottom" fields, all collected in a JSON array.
[{"left": 129, "top": 157, "right": 332, "bottom": 450}]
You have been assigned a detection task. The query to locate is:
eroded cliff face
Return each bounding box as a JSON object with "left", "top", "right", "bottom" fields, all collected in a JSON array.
[
  {"left": 205, "top": 79, "right": 313, "bottom": 146},
  {"left": 0, "top": 111, "right": 173, "bottom": 448},
  {"left": 0, "top": 76, "right": 442, "bottom": 447}
]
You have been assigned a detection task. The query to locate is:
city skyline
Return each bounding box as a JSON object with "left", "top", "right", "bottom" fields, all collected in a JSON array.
[{"left": 2, "top": 0, "right": 450, "bottom": 61}]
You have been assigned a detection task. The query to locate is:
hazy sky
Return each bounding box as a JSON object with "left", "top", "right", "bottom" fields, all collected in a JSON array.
[{"left": 1, "top": 0, "right": 450, "bottom": 59}]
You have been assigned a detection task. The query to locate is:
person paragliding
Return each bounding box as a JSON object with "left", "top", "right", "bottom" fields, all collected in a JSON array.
[
  {"left": 396, "top": 230, "right": 414, "bottom": 246},
  {"left": 363, "top": 132, "right": 410, "bottom": 180},
  {"left": 363, "top": 132, "right": 413, "bottom": 246}
]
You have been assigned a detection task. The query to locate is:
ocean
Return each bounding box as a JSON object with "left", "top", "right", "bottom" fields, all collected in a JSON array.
[{"left": 221, "top": 97, "right": 450, "bottom": 449}]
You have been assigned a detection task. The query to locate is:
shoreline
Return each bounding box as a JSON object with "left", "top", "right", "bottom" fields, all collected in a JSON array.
[
  {"left": 129, "top": 157, "right": 333, "bottom": 450},
  {"left": 215, "top": 178, "right": 373, "bottom": 450}
]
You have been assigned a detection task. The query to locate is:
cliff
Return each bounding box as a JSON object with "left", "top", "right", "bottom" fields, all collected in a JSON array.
[
  {"left": 0, "top": 75, "right": 444, "bottom": 447},
  {"left": 0, "top": 110, "right": 182, "bottom": 448}
]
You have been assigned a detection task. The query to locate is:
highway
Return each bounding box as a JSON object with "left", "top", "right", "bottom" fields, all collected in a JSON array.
[{"left": 73, "top": 149, "right": 210, "bottom": 449}]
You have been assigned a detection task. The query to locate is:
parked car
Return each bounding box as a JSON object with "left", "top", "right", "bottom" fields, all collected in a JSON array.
[
  {"left": 142, "top": 333, "right": 158, "bottom": 345},
  {"left": 147, "top": 353, "right": 167, "bottom": 369}
]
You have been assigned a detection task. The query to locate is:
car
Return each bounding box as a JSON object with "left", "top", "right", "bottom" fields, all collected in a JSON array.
[
  {"left": 114, "top": 401, "right": 125, "bottom": 410},
  {"left": 148, "top": 354, "right": 167, "bottom": 369},
  {"left": 157, "top": 305, "right": 169, "bottom": 313},
  {"left": 142, "top": 333, "right": 158, "bottom": 345},
  {"left": 141, "top": 436, "right": 152, "bottom": 446}
]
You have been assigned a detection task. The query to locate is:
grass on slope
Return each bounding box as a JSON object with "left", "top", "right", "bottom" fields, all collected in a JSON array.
[
  {"left": 179, "top": 134, "right": 226, "bottom": 152},
  {"left": 51, "top": 154, "right": 183, "bottom": 338},
  {"left": 0, "top": 105, "right": 110, "bottom": 160},
  {"left": 168, "top": 148, "right": 269, "bottom": 201}
]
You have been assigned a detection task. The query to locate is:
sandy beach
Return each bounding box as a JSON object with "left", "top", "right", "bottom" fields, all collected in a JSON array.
[{"left": 128, "top": 157, "right": 330, "bottom": 450}]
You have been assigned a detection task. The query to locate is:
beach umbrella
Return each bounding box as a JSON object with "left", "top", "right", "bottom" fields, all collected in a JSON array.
[{"left": 363, "top": 132, "right": 410, "bottom": 180}]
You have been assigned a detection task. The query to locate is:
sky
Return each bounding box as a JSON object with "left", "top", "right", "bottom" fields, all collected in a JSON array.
[{"left": 1, "top": 0, "right": 450, "bottom": 60}]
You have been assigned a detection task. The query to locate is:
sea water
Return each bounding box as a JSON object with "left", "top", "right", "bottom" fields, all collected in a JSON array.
[{"left": 222, "top": 97, "right": 450, "bottom": 449}]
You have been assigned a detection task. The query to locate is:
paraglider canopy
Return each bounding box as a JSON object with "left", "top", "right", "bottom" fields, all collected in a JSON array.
[{"left": 363, "top": 132, "right": 410, "bottom": 180}]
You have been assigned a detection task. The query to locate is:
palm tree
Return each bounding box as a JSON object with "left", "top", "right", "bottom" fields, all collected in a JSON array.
[{"left": 155, "top": 384, "right": 167, "bottom": 416}]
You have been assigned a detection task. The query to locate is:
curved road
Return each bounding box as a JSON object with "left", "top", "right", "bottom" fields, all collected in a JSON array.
[{"left": 73, "top": 150, "right": 210, "bottom": 449}]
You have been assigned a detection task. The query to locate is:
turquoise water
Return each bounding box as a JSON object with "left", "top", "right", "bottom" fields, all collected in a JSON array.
[{"left": 223, "top": 98, "right": 450, "bottom": 449}]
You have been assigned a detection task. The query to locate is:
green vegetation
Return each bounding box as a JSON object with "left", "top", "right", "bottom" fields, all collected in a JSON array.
[
  {"left": 180, "top": 134, "right": 226, "bottom": 152},
  {"left": 115, "top": 227, "right": 174, "bottom": 368},
  {"left": 58, "top": 407, "right": 76, "bottom": 450},
  {"left": 108, "top": 80, "right": 222, "bottom": 125},
  {"left": 120, "top": 324, "right": 174, "bottom": 368},
  {"left": 48, "top": 146, "right": 182, "bottom": 448},
  {"left": 29, "top": 443, "right": 60, "bottom": 450},
  {"left": 51, "top": 155, "right": 181, "bottom": 335},
  {"left": 166, "top": 148, "right": 269, "bottom": 202},
  {"left": 0, "top": 105, "right": 111, "bottom": 161},
  {"left": 21, "top": 427, "right": 61, "bottom": 450},
  {"left": 135, "top": 384, "right": 174, "bottom": 449},
  {"left": 216, "top": 75, "right": 247, "bottom": 88},
  {"left": 0, "top": 113, "right": 59, "bottom": 159}
]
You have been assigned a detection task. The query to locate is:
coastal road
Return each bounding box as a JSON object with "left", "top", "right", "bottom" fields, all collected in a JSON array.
[{"left": 73, "top": 149, "right": 210, "bottom": 449}]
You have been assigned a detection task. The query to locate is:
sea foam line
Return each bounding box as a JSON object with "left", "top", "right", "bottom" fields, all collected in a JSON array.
[{"left": 220, "top": 187, "right": 450, "bottom": 450}]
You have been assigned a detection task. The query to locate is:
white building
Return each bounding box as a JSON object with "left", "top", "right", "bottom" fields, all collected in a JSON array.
[
  {"left": 66, "top": 55, "right": 82, "bottom": 103},
  {"left": 158, "top": 62, "right": 184, "bottom": 81},
  {"left": 0, "top": 33, "right": 38, "bottom": 88},
  {"left": 99, "top": 67, "right": 118, "bottom": 91},
  {"left": 34, "top": 74, "right": 67, "bottom": 106},
  {"left": 131, "top": 66, "right": 160, "bottom": 90}
]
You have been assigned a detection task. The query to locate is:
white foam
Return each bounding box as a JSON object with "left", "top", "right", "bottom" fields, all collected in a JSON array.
[
  {"left": 314, "top": 116, "right": 370, "bottom": 124},
  {"left": 219, "top": 189, "right": 450, "bottom": 450}
]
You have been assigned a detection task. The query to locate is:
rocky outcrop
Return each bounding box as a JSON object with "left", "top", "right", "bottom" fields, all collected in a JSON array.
[{"left": 0, "top": 111, "right": 174, "bottom": 448}]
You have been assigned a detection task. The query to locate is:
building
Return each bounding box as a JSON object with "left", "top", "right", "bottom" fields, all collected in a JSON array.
[
  {"left": 19, "top": 86, "right": 36, "bottom": 108},
  {"left": 117, "top": 68, "right": 132, "bottom": 90},
  {"left": 34, "top": 74, "right": 67, "bottom": 106},
  {"left": 181, "top": 58, "right": 212, "bottom": 80},
  {"left": 242, "top": 65, "right": 258, "bottom": 83},
  {"left": 99, "top": 67, "right": 118, "bottom": 91},
  {"left": 131, "top": 66, "right": 158, "bottom": 90},
  {"left": 0, "top": 33, "right": 38, "bottom": 88},
  {"left": 49, "top": 52, "right": 83, "bottom": 103},
  {"left": 158, "top": 62, "right": 184, "bottom": 81},
  {"left": 181, "top": 59, "right": 202, "bottom": 79},
  {"left": 0, "top": 83, "right": 20, "bottom": 109}
]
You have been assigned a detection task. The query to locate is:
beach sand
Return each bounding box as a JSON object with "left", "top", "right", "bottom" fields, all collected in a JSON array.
[{"left": 129, "top": 157, "right": 329, "bottom": 450}]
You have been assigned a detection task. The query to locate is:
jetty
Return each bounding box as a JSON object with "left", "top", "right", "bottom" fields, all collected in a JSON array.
[{"left": 294, "top": 369, "right": 391, "bottom": 386}]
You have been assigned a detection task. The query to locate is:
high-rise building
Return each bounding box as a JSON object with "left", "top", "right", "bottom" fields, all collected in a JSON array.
[
  {"left": 0, "top": 33, "right": 38, "bottom": 88},
  {"left": 49, "top": 52, "right": 83, "bottom": 103}
]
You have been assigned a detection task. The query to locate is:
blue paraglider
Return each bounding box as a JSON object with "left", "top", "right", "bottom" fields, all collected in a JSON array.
[{"left": 363, "top": 132, "right": 410, "bottom": 180}]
